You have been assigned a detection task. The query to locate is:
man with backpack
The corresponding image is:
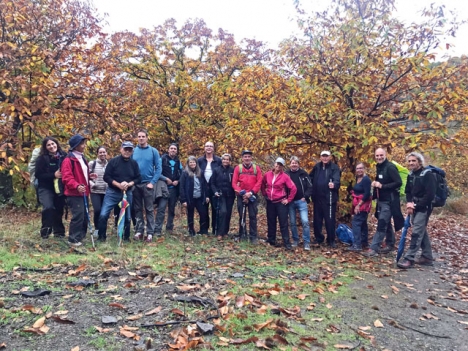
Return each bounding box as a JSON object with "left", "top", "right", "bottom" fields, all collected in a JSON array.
[
  {"left": 363, "top": 148, "right": 404, "bottom": 257},
  {"left": 132, "top": 129, "right": 161, "bottom": 243},
  {"left": 397, "top": 152, "right": 436, "bottom": 268},
  {"left": 232, "top": 150, "right": 262, "bottom": 244},
  {"left": 154, "top": 143, "right": 183, "bottom": 235}
]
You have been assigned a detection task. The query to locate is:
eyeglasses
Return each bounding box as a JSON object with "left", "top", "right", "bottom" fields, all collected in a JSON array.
[
  {"left": 123, "top": 148, "right": 133, "bottom": 152},
  {"left": 205, "top": 145, "right": 213, "bottom": 148},
  {"left": 356, "top": 167, "right": 365, "bottom": 170}
]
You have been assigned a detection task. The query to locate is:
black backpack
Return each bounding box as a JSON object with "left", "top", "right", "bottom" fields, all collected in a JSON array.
[{"left": 425, "top": 165, "right": 449, "bottom": 207}]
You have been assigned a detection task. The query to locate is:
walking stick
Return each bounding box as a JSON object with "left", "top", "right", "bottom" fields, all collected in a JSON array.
[
  {"left": 83, "top": 194, "right": 95, "bottom": 249},
  {"left": 329, "top": 179, "right": 333, "bottom": 220},
  {"left": 240, "top": 202, "right": 247, "bottom": 240},
  {"left": 214, "top": 193, "right": 222, "bottom": 236}
]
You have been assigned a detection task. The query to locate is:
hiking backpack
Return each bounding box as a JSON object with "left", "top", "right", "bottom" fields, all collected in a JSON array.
[
  {"left": 336, "top": 224, "right": 354, "bottom": 245},
  {"left": 425, "top": 165, "right": 449, "bottom": 207}
]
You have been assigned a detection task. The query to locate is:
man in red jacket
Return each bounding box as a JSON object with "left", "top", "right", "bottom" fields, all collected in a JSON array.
[
  {"left": 232, "top": 150, "right": 262, "bottom": 243},
  {"left": 61, "top": 134, "right": 94, "bottom": 247}
]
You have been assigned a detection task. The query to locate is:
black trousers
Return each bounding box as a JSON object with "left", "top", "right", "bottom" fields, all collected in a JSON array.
[
  {"left": 67, "top": 196, "right": 88, "bottom": 244},
  {"left": 213, "top": 196, "right": 235, "bottom": 236},
  {"left": 187, "top": 198, "right": 209, "bottom": 235},
  {"left": 266, "top": 200, "right": 290, "bottom": 246},
  {"left": 38, "top": 187, "right": 65, "bottom": 237},
  {"left": 237, "top": 196, "right": 258, "bottom": 239},
  {"left": 313, "top": 198, "right": 336, "bottom": 244}
]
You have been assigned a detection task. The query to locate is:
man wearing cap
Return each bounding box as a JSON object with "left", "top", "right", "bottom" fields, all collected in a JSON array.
[
  {"left": 198, "top": 141, "right": 222, "bottom": 234},
  {"left": 309, "top": 151, "right": 341, "bottom": 248},
  {"left": 61, "top": 134, "right": 93, "bottom": 247},
  {"left": 232, "top": 150, "right": 262, "bottom": 243},
  {"left": 286, "top": 156, "right": 313, "bottom": 250},
  {"left": 97, "top": 141, "right": 141, "bottom": 242},
  {"left": 261, "top": 158, "right": 297, "bottom": 250},
  {"left": 132, "top": 129, "right": 161, "bottom": 243}
]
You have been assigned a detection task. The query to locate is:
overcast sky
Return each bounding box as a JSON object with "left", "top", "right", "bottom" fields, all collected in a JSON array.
[{"left": 91, "top": 0, "right": 468, "bottom": 58}]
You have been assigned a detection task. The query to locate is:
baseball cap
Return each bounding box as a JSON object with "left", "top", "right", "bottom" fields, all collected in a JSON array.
[
  {"left": 275, "top": 157, "right": 286, "bottom": 166},
  {"left": 241, "top": 150, "right": 253, "bottom": 156},
  {"left": 320, "top": 151, "right": 331, "bottom": 156},
  {"left": 121, "top": 141, "right": 134, "bottom": 149}
]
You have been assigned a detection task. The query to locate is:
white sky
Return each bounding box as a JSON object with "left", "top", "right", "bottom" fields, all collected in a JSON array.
[{"left": 91, "top": 0, "right": 468, "bottom": 58}]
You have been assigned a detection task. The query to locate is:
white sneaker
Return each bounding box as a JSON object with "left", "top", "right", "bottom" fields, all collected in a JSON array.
[
  {"left": 68, "top": 241, "right": 82, "bottom": 247},
  {"left": 93, "top": 230, "right": 99, "bottom": 238},
  {"left": 134, "top": 232, "right": 143, "bottom": 241}
]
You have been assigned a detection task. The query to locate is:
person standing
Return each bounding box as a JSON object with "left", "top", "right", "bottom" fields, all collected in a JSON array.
[
  {"left": 180, "top": 156, "right": 209, "bottom": 236},
  {"left": 61, "top": 134, "right": 94, "bottom": 247},
  {"left": 286, "top": 156, "right": 313, "bottom": 250},
  {"left": 232, "top": 150, "right": 262, "bottom": 244},
  {"left": 362, "top": 148, "right": 404, "bottom": 257},
  {"left": 397, "top": 152, "right": 436, "bottom": 268},
  {"left": 347, "top": 162, "right": 372, "bottom": 252},
  {"left": 132, "top": 129, "right": 161, "bottom": 243},
  {"left": 34, "top": 137, "right": 67, "bottom": 239},
  {"left": 261, "top": 158, "right": 297, "bottom": 250},
  {"left": 309, "top": 150, "right": 341, "bottom": 248},
  {"left": 154, "top": 143, "right": 183, "bottom": 235},
  {"left": 210, "top": 153, "right": 235, "bottom": 239},
  {"left": 97, "top": 141, "right": 141, "bottom": 242},
  {"left": 198, "top": 141, "right": 222, "bottom": 234},
  {"left": 89, "top": 146, "right": 109, "bottom": 236}
]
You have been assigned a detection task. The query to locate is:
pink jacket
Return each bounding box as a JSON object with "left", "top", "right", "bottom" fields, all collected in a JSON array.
[{"left": 261, "top": 171, "right": 297, "bottom": 203}]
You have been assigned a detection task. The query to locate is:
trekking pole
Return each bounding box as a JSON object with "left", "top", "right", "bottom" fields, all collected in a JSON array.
[
  {"left": 241, "top": 202, "right": 247, "bottom": 240},
  {"left": 83, "top": 194, "right": 95, "bottom": 250},
  {"left": 329, "top": 179, "right": 333, "bottom": 220},
  {"left": 214, "top": 192, "right": 222, "bottom": 236}
]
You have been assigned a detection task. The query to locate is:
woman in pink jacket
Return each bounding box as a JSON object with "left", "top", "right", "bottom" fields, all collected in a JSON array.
[{"left": 261, "top": 158, "right": 297, "bottom": 250}]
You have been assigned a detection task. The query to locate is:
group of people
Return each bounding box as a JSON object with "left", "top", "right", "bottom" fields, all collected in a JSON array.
[{"left": 32, "top": 133, "right": 436, "bottom": 268}]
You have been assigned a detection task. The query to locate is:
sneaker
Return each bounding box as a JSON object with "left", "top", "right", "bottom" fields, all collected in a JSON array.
[
  {"left": 284, "top": 244, "right": 293, "bottom": 251},
  {"left": 68, "top": 241, "right": 82, "bottom": 247},
  {"left": 415, "top": 256, "right": 434, "bottom": 266},
  {"left": 291, "top": 240, "right": 299, "bottom": 248},
  {"left": 93, "top": 230, "right": 99, "bottom": 238},
  {"left": 134, "top": 232, "right": 143, "bottom": 241},
  {"left": 145, "top": 235, "right": 153, "bottom": 243},
  {"left": 361, "top": 249, "right": 379, "bottom": 257},
  {"left": 397, "top": 259, "right": 415, "bottom": 269},
  {"left": 346, "top": 245, "right": 362, "bottom": 252},
  {"left": 380, "top": 246, "right": 395, "bottom": 254},
  {"left": 304, "top": 243, "right": 311, "bottom": 251}
]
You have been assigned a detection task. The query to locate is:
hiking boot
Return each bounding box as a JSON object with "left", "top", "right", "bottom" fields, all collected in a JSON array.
[
  {"left": 68, "top": 241, "right": 82, "bottom": 247},
  {"left": 328, "top": 241, "right": 337, "bottom": 249},
  {"left": 291, "top": 240, "right": 299, "bottom": 248},
  {"left": 311, "top": 239, "right": 324, "bottom": 246},
  {"left": 346, "top": 245, "right": 362, "bottom": 252},
  {"left": 154, "top": 232, "right": 162, "bottom": 237},
  {"left": 250, "top": 237, "right": 258, "bottom": 245},
  {"left": 189, "top": 230, "right": 196, "bottom": 237},
  {"left": 304, "top": 243, "right": 311, "bottom": 251},
  {"left": 397, "top": 259, "right": 415, "bottom": 269},
  {"left": 284, "top": 244, "right": 293, "bottom": 251},
  {"left": 134, "top": 232, "right": 143, "bottom": 241},
  {"left": 145, "top": 235, "right": 153, "bottom": 243},
  {"left": 415, "top": 256, "right": 434, "bottom": 266},
  {"left": 361, "top": 249, "right": 379, "bottom": 257},
  {"left": 266, "top": 240, "right": 276, "bottom": 246},
  {"left": 380, "top": 246, "right": 395, "bottom": 254}
]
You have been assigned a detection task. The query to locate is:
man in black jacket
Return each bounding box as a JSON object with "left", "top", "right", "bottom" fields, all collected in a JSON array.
[
  {"left": 363, "top": 148, "right": 403, "bottom": 257},
  {"left": 397, "top": 152, "right": 436, "bottom": 268},
  {"left": 286, "top": 156, "right": 313, "bottom": 250},
  {"left": 97, "top": 141, "right": 141, "bottom": 242},
  {"left": 309, "top": 151, "right": 341, "bottom": 248},
  {"left": 198, "top": 141, "right": 222, "bottom": 234},
  {"left": 155, "top": 143, "right": 183, "bottom": 235}
]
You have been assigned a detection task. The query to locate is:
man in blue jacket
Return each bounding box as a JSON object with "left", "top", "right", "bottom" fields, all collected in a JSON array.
[{"left": 132, "top": 129, "right": 161, "bottom": 243}]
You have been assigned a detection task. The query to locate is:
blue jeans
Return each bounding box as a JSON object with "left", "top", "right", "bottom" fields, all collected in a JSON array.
[
  {"left": 98, "top": 188, "right": 133, "bottom": 240},
  {"left": 289, "top": 200, "right": 310, "bottom": 244},
  {"left": 351, "top": 211, "right": 369, "bottom": 248}
]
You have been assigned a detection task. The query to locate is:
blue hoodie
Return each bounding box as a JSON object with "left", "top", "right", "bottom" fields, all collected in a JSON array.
[{"left": 132, "top": 145, "right": 162, "bottom": 184}]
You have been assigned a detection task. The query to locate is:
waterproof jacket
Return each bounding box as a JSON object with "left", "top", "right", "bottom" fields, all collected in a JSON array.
[
  {"left": 261, "top": 171, "right": 297, "bottom": 203},
  {"left": 35, "top": 151, "right": 67, "bottom": 191},
  {"left": 232, "top": 163, "right": 262, "bottom": 195},
  {"left": 405, "top": 167, "right": 436, "bottom": 212},
  {"left": 61, "top": 153, "right": 90, "bottom": 197},
  {"left": 373, "top": 159, "right": 402, "bottom": 202},
  {"left": 89, "top": 158, "right": 108, "bottom": 194},
  {"left": 286, "top": 168, "right": 313, "bottom": 202},
  {"left": 309, "top": 162, "right": 341, "bottom": 203},
  {"left": 179, "top": 171, "right": 208, "bottom": 205},
  {"left": 210, "top": 165, "right": 235, "bottom": 198}
]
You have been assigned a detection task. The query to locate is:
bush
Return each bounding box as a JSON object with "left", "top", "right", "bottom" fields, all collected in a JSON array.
[{"left": 443, "top": 195, "right": 468, "bottom": 216}]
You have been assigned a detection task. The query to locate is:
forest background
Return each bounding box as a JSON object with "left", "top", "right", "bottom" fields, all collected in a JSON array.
[{"left": 1, "top": 0, "right": 468, "bottom": 212}]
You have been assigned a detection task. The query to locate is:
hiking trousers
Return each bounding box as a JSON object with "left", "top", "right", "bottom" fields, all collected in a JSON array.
[
  {"left": 404, "top": 209, "right": 433, "bottom": 261},
  {"left": 370, "top": 201, "right": 396, "bottom": 251}
]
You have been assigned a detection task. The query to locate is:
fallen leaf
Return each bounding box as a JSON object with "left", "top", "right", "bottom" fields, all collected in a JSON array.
[
  {"left": 253, "top": 319, "right": 273, "bottom": 332},
  {"left": 297, "top": 294, "right": 309, "bottom": 300},
  {"left": 145, "top": 306, "right": 162, "bottom": 316},
  {"left": 33, "top": 317, "right": 45, "bottom": 328},
  {"left": 374, "top": 319, "right": 384, "bottom": 328},
  {"left": 381, "top": 295, "right": 388, "bottom": 299},
  {"left": 391, "top": 286, "right": 399, "bottom": 294},
  {"left": 52, "top": 315, "right": 75, "bottom": 324},
  {"left": 94, "top": 326, "right": 113, "bottom": 333},
  {"left": 334, "top": 343, "right": 354, "bottom": 349},
  {"left": 54, "top": 310, "right": 69, "bottom": 315},
  {"left": 120, "top": 329, "right": 135, "bottom": 338},
  {"left": 171, "top": 308, "right": 185, "bottom": 316},
  {"left": 359, "top": 326, "right": 372, "bottom": 331},
  {"left": 108, "top": 303, "right": 126, "bottom": 309},
  {"left": 326, "top": 303, "right": 333, "bottom": 309},
  {"left": 126, "top": 314, "right": 142, "bottom": 321},
  {"left": 71, "top": 347, "right": 79, "bottom": 351},
  {"left": 458, "top": 321, "right": 468, "bottom": 325}
]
